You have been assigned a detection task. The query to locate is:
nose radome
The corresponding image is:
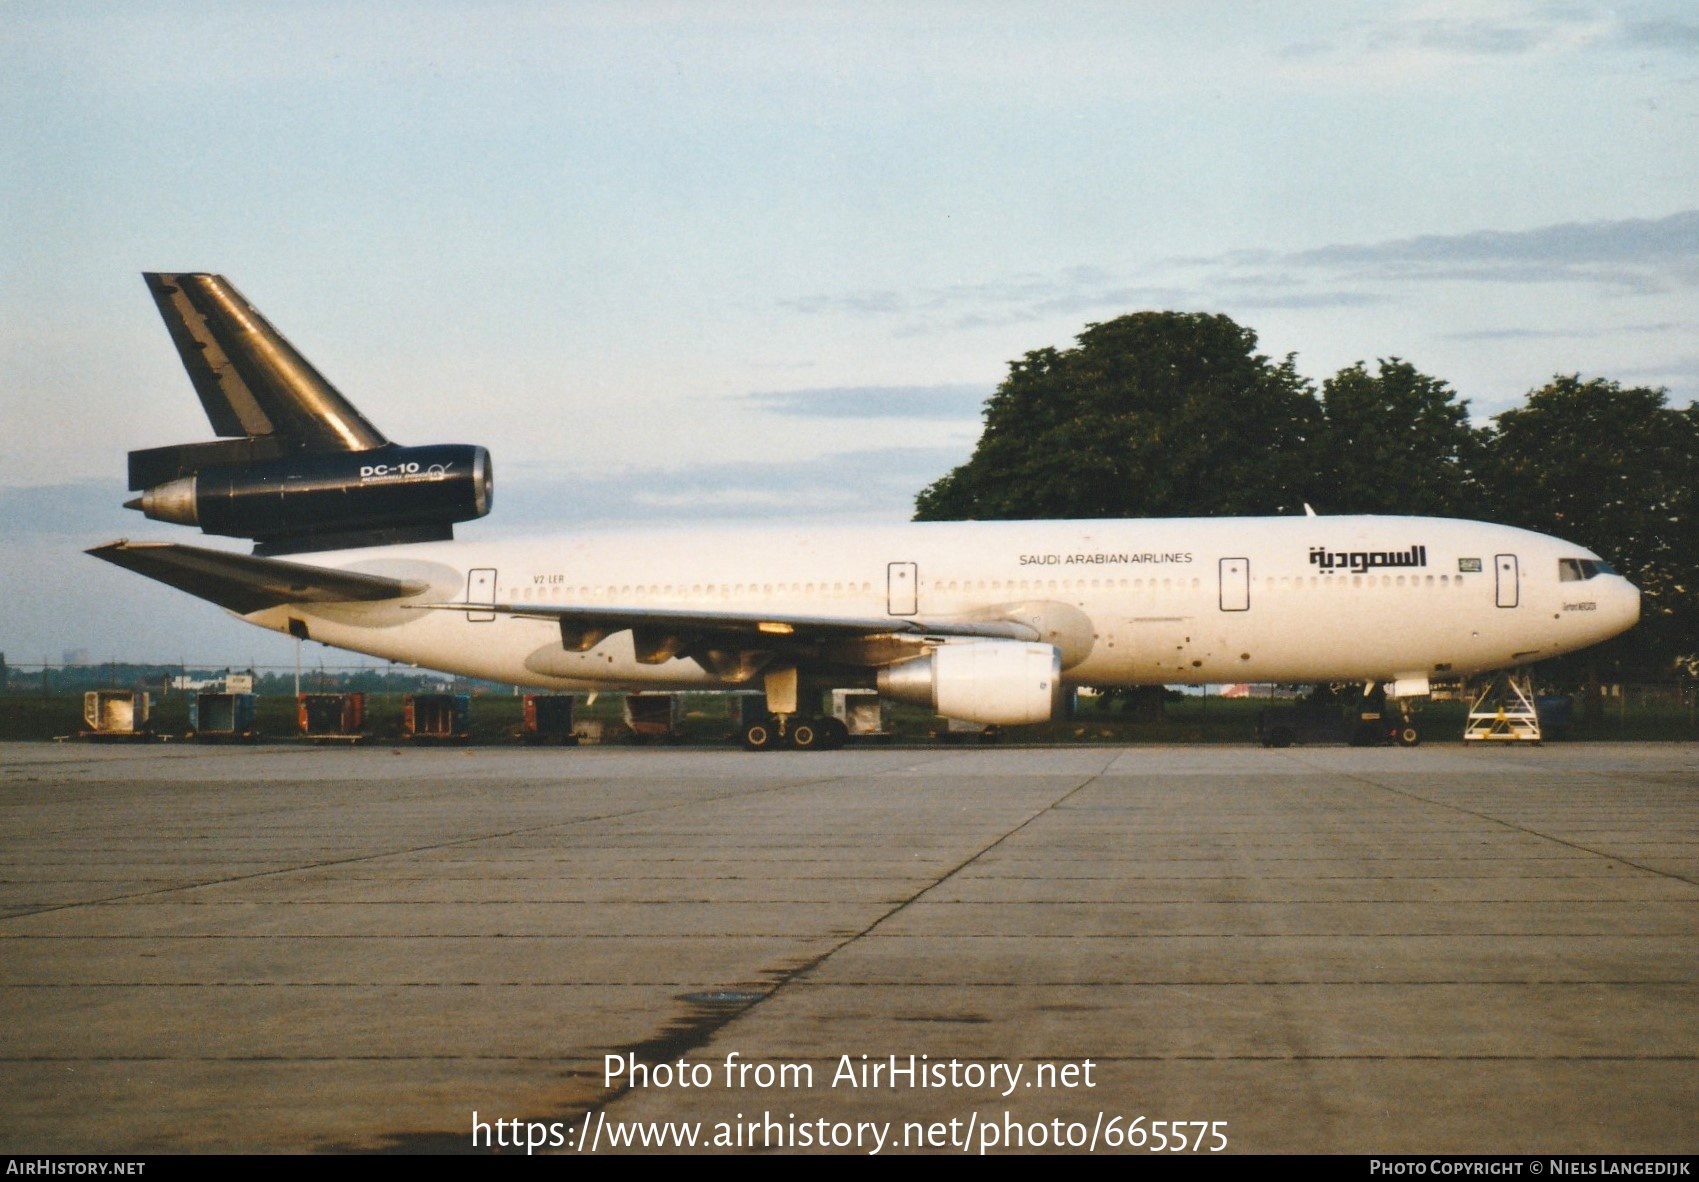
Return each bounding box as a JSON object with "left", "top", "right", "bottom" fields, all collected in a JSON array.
[
  {"left": 1618, "top": 577, "right": 1643, "bottom": 631},
  {"left": 1591, "top": 575, "right": 1643, "bottom": 645}
]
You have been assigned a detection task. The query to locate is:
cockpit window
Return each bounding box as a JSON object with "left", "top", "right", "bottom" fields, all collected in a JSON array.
[{"left": 1559, "top": 558, "right": 1616, "bottom": 581}]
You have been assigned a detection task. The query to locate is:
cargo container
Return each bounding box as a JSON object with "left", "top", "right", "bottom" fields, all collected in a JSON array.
[
  {"left": 189, "top": 693, "right": 258, "bottom": 742},
  {"left": 830, "top": 689, "right": 892, "bottom": 741},
  {"left": 403, "top": 693, "right": 471, "bottom": 744},
  {"left": 622, "top": 693, "right": 683, "bottom": 743},
  {"left": 298, "top": 692, "right": 367, "bottom": 742},
  {"left": 521, "top": 694, "right": 577, "bottom": 745},
  {"left": 80, "top": 690, "right": 152, "bottom": 741}
]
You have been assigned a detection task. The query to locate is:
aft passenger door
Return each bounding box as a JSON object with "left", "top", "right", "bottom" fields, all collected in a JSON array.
[
  {"left": 467, "top": 568, "right": 497, "bottom": 622},
  {"left": 1495, "top": 554, "right": 1519, "bottom": 608}
]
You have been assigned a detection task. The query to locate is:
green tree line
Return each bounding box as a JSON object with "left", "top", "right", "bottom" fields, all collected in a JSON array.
[{"left": 915, "top": 311, "right": 1698, "bottom": 679}]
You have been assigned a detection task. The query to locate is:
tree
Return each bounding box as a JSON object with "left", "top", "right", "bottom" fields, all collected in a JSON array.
[
  {"left": 914, "top": 312, "right": 1322, "bottom": 521},
  {"left": 1313, "top": 359, "right": 1487, "bottom": 516},
  {"left": 1485, "top": 375, "right": 1699, "bottom": 678}
]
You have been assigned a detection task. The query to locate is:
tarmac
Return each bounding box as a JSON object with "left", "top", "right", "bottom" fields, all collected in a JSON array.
[{"left": 0, "top": 740, "right": 1693, "bottom": 1155}]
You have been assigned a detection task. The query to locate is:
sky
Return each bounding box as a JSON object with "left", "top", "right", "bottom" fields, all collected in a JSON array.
[{"left": 3, "top": 0, "right": 1698, "bottom": 666}]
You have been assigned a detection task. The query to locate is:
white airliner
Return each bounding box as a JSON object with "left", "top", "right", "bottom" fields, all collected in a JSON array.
[{"left": 92, "top": 274, "right": 1641, "bottom": 749}]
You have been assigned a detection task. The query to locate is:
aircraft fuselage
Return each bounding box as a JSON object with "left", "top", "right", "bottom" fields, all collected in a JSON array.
[{"left": 248, "top": 514, "right": 1639, "bottom": 693}]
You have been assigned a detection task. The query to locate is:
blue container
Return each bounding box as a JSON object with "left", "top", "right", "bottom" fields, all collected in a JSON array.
[{"left": 189, "top": 692, "right": 257, "bottom": 741}]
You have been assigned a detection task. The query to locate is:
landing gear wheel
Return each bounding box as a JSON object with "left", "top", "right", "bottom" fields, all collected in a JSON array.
[
  {"left": 789, "top": 719, "right": 821, "bottom": 750},
  {"left": 741, "top": 720, "right": 776, "bottom": 751},
  {"left": 1396, "top": 725, "right": 1421, "bottom": 747},
  {"left": 820, "top": 717, "right": 849, "bottom": 750}
]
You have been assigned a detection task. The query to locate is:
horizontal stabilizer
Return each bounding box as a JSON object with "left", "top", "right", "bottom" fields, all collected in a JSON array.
[{"left": 88, "top": 540, "right": 427, "bottom": 615}]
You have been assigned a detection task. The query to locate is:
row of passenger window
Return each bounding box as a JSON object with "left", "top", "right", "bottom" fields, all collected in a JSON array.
[
  {"left": 506, "top": 573, "right": 1474, "bottom": 601},
  {"left": 513, "top": 581, "right": 877, "bottom": 601}
]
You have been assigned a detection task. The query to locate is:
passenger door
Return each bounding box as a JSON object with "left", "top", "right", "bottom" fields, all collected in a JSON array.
[
  {"left": 887, "top": 562, "right": 917, "bottom": 616},
  {"left": 467, "top": 568, "right": 497, "bottom": 622},
  {"left": 1495, "top": 554, "right": 1519, "bottom": 608},
  {"left": 1219, "top": 557, "right": 1250, "bottom": 612}
]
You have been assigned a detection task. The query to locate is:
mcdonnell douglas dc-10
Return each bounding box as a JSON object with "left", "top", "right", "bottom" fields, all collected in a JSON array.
[{"left": 92, "top": 274, "right": 1641, "bottom": 748}]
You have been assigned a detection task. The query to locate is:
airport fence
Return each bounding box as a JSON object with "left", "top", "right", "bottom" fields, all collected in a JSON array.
[{"left": 0, "top": 657, "right": 1694, "bottom": 744}]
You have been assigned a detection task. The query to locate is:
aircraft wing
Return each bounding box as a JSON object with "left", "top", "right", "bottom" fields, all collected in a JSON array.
[
  {"left": 88, "top": 540, "right": 428, "bottom": 615},
  {"left": 407, "top": 599, "right": 1041, "bottom": 665}
]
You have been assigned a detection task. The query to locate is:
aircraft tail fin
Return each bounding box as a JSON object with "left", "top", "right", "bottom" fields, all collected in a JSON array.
[
  {"left": 123, "top": 273, "right": 492, "bottom": 555},
  {"left": 131, "top": 273, "right": 389, "bottom": 490}
]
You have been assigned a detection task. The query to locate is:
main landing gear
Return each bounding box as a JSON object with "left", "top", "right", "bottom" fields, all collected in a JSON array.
[
  {"left": 740, "top": 665, "right": 852, "bottom": 751},
  {"left": 741, "top": 714, "right": 849, "bottom": 751}
]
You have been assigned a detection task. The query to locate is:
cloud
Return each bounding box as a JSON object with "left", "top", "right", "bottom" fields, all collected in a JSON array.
[
  {"left": 779, "top": 291, "right": 907, "bottom": 316},
  {"left": 1619, "top": 18, "right": 1699, "bottom": 52},
  {"left": 0, "top": 446, "right": 975, "bottom": 547},
  {"left": 1165, "top": 210, "right": 1699, "bottom": 308},
  {"left": 0, "top": 482, "right": 133, "bottom": 539},
  {"left": 780, "top": 268, "right": 1200, "bottom": 335},
  {"left": 1283, "top": 5, "right": 1621, "bottom": 66},
  {"left": 1205, "top": 287, "right": 1393, "bottom": 311},
  {"left": 1276, "top": 210, "right": 1699, "bottom": 288},
  {"left": 781, "top": 211, "right": 1699, "bottom": 341},
  {"left": 1399, "top": 17, "right": 1545, "bottom": 57},
  {"left": 1446, "top": 320, "right": 1694, "bottom": 342},
  {"left": 784, "top": 209, "right": 1699, "bottom": 339},
  {"left": 1609, "top": 354, "right": 1699, "bottom": 402},
  {"left": 492, "top": 445, "right": 972, "bottom": 529},
  {"left": 746, "top": 384, "right": 989, "bottom": 420},
  {"left": 3, "top": 438, "right": 980, "bottom": 537}
]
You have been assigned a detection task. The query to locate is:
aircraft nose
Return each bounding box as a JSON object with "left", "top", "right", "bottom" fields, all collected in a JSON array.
[
  {"left": 1616, "top": 576, "right": 1642, "bottom": 631},
  {"left": 1595, "top": 575, "right": 1642, "bottom": 642}
]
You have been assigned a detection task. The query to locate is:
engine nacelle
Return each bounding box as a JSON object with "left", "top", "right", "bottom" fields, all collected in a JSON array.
[
  {"left": 131, "top": 443, "right": 492, "bottom": 554},
  {"left": 876, "top": 640, "right": 1063, "bottom": 726}
]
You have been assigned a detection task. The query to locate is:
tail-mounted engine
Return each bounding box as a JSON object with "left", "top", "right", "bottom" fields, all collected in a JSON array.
[
  {"left": 126, "top": 273, "right": 493, "bottom": 555},
  {"left": 130, "top": 443, "right": 492, "bottom": 556}
]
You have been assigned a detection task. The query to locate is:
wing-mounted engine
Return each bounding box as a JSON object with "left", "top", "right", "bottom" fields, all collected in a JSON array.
[
  {"left": 876, "top": 639, "right": 1064, "bottom": 726},
  {"left": 125, "top": 273, "right": 492, "bottom": 555}
]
